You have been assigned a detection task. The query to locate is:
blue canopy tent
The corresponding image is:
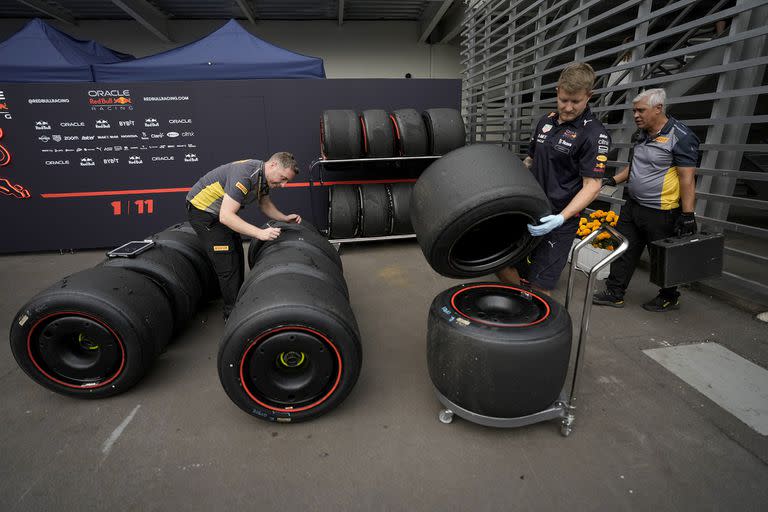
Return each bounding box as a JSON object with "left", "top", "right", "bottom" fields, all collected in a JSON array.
[
  {"left": 0, "top": 18, "right": 132, "bottom": 82},
  {"left": 93, "top": 19, "right": 325, "bottom": 82}
]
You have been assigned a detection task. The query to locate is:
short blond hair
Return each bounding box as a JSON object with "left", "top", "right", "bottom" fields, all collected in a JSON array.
[
  {"left": 269, "top": 152, "right": 299, "bottom": 174},
  {"left": 557, "top": 63, "right": 595, "bottom": 93}
]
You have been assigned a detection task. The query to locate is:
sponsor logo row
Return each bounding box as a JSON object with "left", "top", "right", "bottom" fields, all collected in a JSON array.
[
  {"left": 44, "top": 154, "right": 199, "bottom": 167},
  {"left": 35, "top": 119, "right": 192, "bottom": 130},
  {"left": 38, "top": 131, "right": 195, "bottom": 142}
]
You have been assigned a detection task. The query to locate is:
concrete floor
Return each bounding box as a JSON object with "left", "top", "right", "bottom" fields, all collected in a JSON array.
[{"left": 1, "top": 240, "right": 767, "bottom": 511}]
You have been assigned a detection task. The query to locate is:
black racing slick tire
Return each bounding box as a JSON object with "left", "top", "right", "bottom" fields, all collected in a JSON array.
[
  {"left": 151, "top": 223, "right": 220, "bottom": 301},
  {"left": 9, "top": 266, "right": 173, "bottom": 398},
  {"left": 423, "top": 108, "right": 466, "bottom": 155},
  {"left": 248, "top": 221, "right": 342, "bottom": 271},
  {"left": 321, "top": 110, "right": 363, "bottom": 159},
  {"left": 391, "top": 109, "right": 429, "bottom": 156},
  {"left": 427, "top": 282, "right": 572, "bottom": 417},
  {"left": 411, "top": 144, "right": 551, "bottom": 278},
  {"left": 239, "top": 245, "right": 349, "bottom": 301},
  {"left": 360, "top": 184, "right": 392, "bottom": 238},
  {"left": 328, "top": 185, "right": 360, "bottom": 240},
  {"left": 389, "top": 182, "right": 414, "bottom": 235},
  {"left": 361, "top": 109, "right": 396, "bottom": 158},
  {"left": 218, "top": 273, "right": 362, "bottom": 423},
  {"left": 101, "top": 244, "right": 202, "bottom": 334}
]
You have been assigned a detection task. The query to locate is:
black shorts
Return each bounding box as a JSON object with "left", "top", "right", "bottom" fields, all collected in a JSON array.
[{"left": 515, "top": 217, "right": 578, "bottom": 290}]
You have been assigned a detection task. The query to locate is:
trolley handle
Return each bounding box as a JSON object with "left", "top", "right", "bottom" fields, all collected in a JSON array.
[{"left": 563, "top": 224, "right": 629, "bottom": 408}]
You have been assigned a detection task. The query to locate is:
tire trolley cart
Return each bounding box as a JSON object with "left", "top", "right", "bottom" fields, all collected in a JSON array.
[{"left": 432, "top": 224, "right": 628, "bottom": 436}]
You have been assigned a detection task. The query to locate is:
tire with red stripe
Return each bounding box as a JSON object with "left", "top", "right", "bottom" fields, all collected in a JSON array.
[
  {"left": 361, "top": 109, "right": 395, "bottom": 157},
  {"left": 248, "top": 220, "right": 342, "bottom": 270},
  {"left": 150, "top": 223, "right": 220, "bottom": 301},
  {"left": 423, "top": 108, "right": 465, "bottom": 155},
  {"left": 411, "top": 144, "right": 550, "bottom": 277},
  {"left": 427, "top": 282, "right": 571, "bottom": 417},
  {"left": 218, "top": 272, "right": 362, "bottom": 423},
  {"left": 389, "top": 182, "right": 414, "bottom": 235},
  {"left": 360, "top": 183, "right": 392, "bottom": 237},
  {"left": 9, "top": 266, "right": 173, "bottom": 398},
  {"left": 239, "top": 243, "right": 349, "bottom": 301},
  {"left": 101, "top": 244, "right": 202, "bottom": 335},
  {"left": 328, "top": 185, "right": 360, "bottom": 240},
  {"left": 391, "top": 109, "right": 429, "bottom": 156},
  {"left": 321, "top": 110, "right": 363, "bottom": 159}
]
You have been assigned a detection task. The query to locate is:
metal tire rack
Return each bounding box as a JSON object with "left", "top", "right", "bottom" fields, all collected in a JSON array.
[{"left": 309, "top": 155, "right": 441, "bottom": 244}]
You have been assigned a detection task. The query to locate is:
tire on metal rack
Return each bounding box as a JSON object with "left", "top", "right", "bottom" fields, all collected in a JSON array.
[
  {"left": 218, "top": 272, "right": 362, "bottom": 423},
  {"left": 390, "top": 109, "right": 429, "bottom": 156},
  {"left": 150, "top": 223, "right": 220, "bottom": 301},
  {"left": 9, "top": 266, "right": 173, "bottom": 398},
  {"left": 321, "top": 110, "right": 363, "bottom": 159},
  {"left": 101, "top": 244, "right": 202, "bottom": 334},
  {"left": 360, "top": 183, "right": 392, "bottom": 237},
  {"left": 327, "top": 185, "right": 360, "bottom": 241},
  {"left": 389, "top": 182, "right": 414, "bottom": 235},
  {"left": 427, "top": 282, "right": 572, "bottom": 418},
  {"left": 411, "top": 144, "right": 550, "bottom": 278},
  {"left": 239, "top": 245, "right": 349, "bottom": 301},
  {"left": 248, "top": 221, "right": 342, "bottom": 270},
  {"left": 423, "top": 108, "right": 466, "bottom": 155},
  {"left": 360, "top": 109, "right": 396, "bottom": 158}
]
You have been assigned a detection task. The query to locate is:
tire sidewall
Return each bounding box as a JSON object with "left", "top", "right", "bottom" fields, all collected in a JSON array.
[{"left": 218, "top": 306, "right": 362, "bottom": 423}]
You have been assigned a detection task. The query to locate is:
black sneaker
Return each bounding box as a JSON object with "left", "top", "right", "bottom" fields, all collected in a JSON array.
[
  {"left": 592, "top": 290, "right": 625, "bottom": 308},
  {"left": 642, "top": 295, "right": 680, "bottom": 312}
]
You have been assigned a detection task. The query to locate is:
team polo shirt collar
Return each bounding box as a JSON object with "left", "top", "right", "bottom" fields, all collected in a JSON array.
[
  {"left": 554, "top": 107, "right": 593, "bottom": 128},
  {"left": 640, "top": 117, "right": 675, "bottom": 142}
]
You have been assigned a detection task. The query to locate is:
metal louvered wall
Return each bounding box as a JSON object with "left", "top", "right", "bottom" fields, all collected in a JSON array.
[{"left": 461, "top": 0, "right": 768, "bottom": 299}]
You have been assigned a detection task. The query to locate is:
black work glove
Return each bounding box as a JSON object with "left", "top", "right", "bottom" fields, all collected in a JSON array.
[
  {"left": 675, "top": 212, "right": 697, "bottom": 236},
  {"left": 602, "top": 176, "right": 617, "bottom": 187}
]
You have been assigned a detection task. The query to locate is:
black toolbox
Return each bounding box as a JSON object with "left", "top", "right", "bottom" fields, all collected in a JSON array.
[{"left": 649, "top": 232, "right": 725, "bottom": 288}]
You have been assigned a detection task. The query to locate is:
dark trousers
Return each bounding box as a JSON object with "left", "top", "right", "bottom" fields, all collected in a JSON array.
[
  {"left": 606, "top": 198, "right": 680, "bottom": 300},
  {"left": 187, "top": 205, "right": 244, "bottom": 317}
]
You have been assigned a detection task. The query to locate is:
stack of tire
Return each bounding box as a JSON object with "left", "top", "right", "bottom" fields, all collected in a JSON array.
[
  {"left": 411, "top": 144, "right": 575, "bottom": 419},
  {"left": 328, "top": 182, "right": 414, "bottom": 239},
  {"left": 9, "top": 222, "right": 217, "bottom": 398},
  {"left": 218, "top": 221, "right": 362, "bottom": 423},
  {"left": 320, "top": 108, "right": 465, "bottom": 159}
]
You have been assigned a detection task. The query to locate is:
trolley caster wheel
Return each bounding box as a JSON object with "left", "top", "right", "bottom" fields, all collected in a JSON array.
[
  {"left": 438, "top": 409, "right": 454, "bottom": 424},
  {"left": 560, "top": 417, "right": 574, "bottom": 437}
]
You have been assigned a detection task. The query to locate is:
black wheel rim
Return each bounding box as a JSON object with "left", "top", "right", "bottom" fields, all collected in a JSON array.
[
  {"left": 449, "top": 212, "right": 534, "bottom": 273},
  {"left": 240, "top": 326, "right": 341, "bottom": 412},
  {"left": 451, "top": 284, "right": 550, "bottom": 327},
  {"left": 28, "top": 313, "right": 124, "bottom": 388}
]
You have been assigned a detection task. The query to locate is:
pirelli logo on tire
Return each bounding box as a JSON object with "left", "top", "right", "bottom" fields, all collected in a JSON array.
[{"left": 235, "top": 182, "right": 248, "bottom": 195}]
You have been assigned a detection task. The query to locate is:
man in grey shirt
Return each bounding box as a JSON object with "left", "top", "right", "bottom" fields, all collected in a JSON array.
[
  {"left": 186, "top": 152, "right": 301, "bottom": 320},
  {"left": 594, "top": 88, "right": 700, "bottom": 312}
]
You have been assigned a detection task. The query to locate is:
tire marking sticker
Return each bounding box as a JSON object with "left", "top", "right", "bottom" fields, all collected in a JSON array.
[{"left": 18, "top": 314, "right": 28, "bottom": 326}]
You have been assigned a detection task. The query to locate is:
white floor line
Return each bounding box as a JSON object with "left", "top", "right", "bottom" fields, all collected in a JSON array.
[
  {"left": 644, "top": 343, "right": 768, "bottom": 436},
  {"left": 101, "top": 404, "right": 142, "bottom": 456}
]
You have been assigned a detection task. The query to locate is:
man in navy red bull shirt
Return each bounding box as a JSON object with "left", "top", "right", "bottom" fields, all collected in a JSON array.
[
  {"left": 497, "top": 62, "right": 610, "bottom": 294},
  {"left": 594, "top": 88, "right": 700, "bottom": 311}
]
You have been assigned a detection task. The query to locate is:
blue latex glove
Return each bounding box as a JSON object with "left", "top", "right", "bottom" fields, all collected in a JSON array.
[{"left": 527, "top": 214, "right": 565, "bottom": 236}]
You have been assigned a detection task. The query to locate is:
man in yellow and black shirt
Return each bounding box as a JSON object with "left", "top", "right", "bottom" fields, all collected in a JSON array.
[
  {"left": 186, "top": 152, "right": 301, "bottom": 319},
  {"left": 594, "top": 88, "right": 700, "bottom": 312}
]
